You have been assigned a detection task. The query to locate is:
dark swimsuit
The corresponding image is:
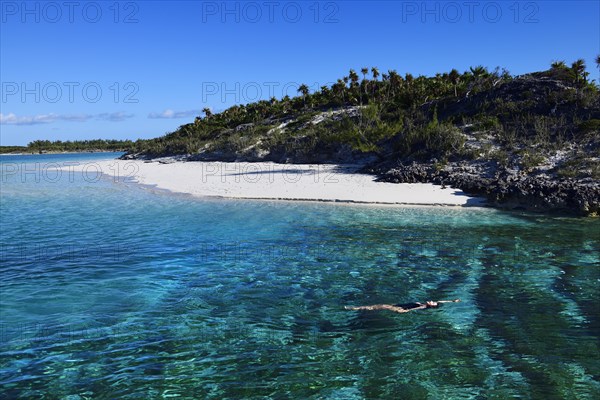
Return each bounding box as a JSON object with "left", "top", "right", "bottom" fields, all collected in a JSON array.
[
  {"left": 394, "top": 302, "right": 423, "bottom": 310},
  {"left": 394, "top": 302, "right": 442, "bottom": 310}
]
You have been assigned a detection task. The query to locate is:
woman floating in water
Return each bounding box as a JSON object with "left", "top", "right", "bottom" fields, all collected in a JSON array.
[{"left": 345, "top": 299, "right": 460, "bottom": 314}]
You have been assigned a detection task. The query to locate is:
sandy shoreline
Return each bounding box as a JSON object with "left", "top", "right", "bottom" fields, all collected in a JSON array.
[{"left": 65, "top": 159, "right": 487, "bottom": 207}]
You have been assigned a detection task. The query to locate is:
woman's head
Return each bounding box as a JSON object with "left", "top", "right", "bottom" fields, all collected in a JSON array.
[{"left": 425, "top": 301, "right": 439, "bottom": 308}]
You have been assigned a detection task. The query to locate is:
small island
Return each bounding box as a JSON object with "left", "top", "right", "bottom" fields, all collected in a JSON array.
[{"left": 6, "top": 60, "right": 600, "bottom": 215}]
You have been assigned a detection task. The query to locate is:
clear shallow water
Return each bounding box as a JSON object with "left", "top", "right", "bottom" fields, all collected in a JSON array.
[{"left": 1, "top": 153, "right": 599, "bottom": 399}]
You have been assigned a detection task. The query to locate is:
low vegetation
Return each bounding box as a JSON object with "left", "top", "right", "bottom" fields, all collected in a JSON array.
[
  {"left": 121, "top": 59, "right": 599, "bottom": 183},
  {"left": 0, "top": 139, "right": 135, "bottom": 154}
]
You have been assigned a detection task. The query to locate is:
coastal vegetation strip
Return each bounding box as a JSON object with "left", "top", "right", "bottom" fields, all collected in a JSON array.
[
  {"left": 0, "top": 139, "right": 135, "bottom": 154},
  {"left": 124, "top": 59, "right": 599, "bottom": 171}
]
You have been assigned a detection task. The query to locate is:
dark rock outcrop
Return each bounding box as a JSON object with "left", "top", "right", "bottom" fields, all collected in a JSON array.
[{"left": 370, "top": 161, "right": 600, "bottom": 216}]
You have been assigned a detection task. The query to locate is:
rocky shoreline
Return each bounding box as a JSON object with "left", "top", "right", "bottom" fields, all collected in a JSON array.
[
  {"left": 122, "top": 150, "right": 599, "bottom": 216},
  {"left": 365, "top": 160, "right": 600, "bottom": 216}
]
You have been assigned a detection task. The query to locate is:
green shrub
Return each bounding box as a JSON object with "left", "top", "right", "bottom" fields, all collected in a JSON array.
[
  {"left": 520, "top": 151, "right": 546, "bottom": 171},
  {"left": 556, "top": 167, "right": 578, "bottom": 178},
  {"left": 426, "top": 123, "right": 466, "bottom": 156},
  {"left": 394, "top": 122, "right": 465, "bottom": 160},
  {"left": 578, "top": 119, "right": 600, "bottom": 134},
  {"left": 490, "top": 149, "right": 510, "bottom": 167},
  {"left": 476, "top": 115, "right": 501, "bottom": 131}
]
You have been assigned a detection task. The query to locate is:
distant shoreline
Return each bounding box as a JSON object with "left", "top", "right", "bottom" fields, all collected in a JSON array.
[{"left": 0, "top": 150, "right": 126, "bottom": 155}]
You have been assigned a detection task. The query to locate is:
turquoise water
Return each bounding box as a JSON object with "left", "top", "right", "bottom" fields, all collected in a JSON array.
[{"left": 1, "top": 153, "right": 599, "bottom": 399}]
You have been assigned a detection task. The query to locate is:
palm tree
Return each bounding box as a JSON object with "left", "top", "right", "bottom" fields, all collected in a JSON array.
[
  {"left": 298, "top": 84, "right": 309, "bottom": 96},
  {"left": 202, "top": 107, "right": 212, "bottom": 118},
  {"left": 320, "top": 85, "right": 331, "bottom": 104},
  {"left": 549, "top": 60, "right": 570, "bottom": 81},
  {"left": 281, "top": 96, "right": 291, "bottom": 113},
  {"left": 298, "top": 84, "right": 309, "bottom": 108},
  {"left": 360, "top": 67, "right": 370, "bottom": 104},
  {"left": 582, "top": 70, "right": 590, "bottom": 82},
  {"left": 361, "top": 67, "right": 369, "bottom": 81},
  {"left": 371, "top": 67, "right": 380, "bottom": 99},
  {"left": 470, "top": 65, "right": 488, "bottom": 79},
  {"left": 371, "top": 67, "right": 380, "bottom": 81},
  {"left": 596, "top": 55, "right": 600, "bottom": 69},
  {"left": 348, "top": 69, "right": 360, "bottom": 104},
  {"left": 348, "top": 70, "right": 359, "bottom": 87},
  {"left": 468, "top": 66, "right": 488, "bottom": 93},
  {"left": 387, "top": 70, "right": 401, "bottom": 99},
  {"left": 571, "top": 59, "right": 586, "bottom": 84},
  {"left": 334, "top": 79, "right": 346, "bottom": 104},
  {"left": 449, "top": 68, "right": 460, "bottom": 97}
]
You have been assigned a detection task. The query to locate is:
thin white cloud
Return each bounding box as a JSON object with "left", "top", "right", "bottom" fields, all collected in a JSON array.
[
  {"left": 0, "top": 113, "right": 20, "bottom": 124},
  {"left": 96, "top": 112, "right": 134, "bottom": 122},
  {"left": 59, "top": 114, "right": 94, "bottom": 122},
  {"left": 148, "top": 109, "right": 201, "bottom": 119},
  {"left": 1, "top": 112, "right": 63, "bottom": 125},
  {"left": 0, "top": 112, "right": 134, "bottom": 125}
]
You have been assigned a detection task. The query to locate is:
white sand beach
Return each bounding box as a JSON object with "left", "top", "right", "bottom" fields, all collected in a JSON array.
[{"left": 67, "top": 160, "right": 486, "bottom": 206}]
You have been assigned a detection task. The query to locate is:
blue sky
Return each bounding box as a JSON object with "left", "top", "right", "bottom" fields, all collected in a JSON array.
[{"left": 1, "top": 0, "right": 598, "bottom": 146}]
